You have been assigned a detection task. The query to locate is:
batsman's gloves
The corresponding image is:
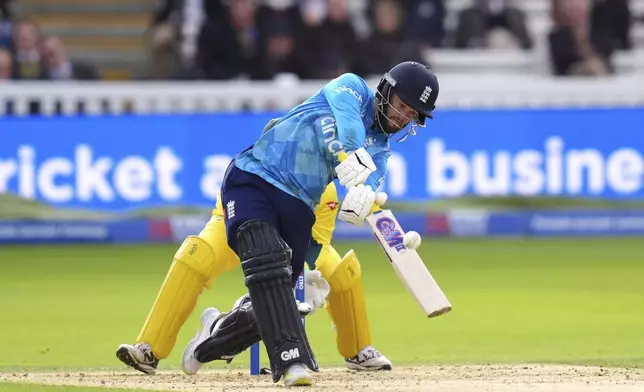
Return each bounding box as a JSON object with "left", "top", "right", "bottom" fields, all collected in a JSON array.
[
  {"left": 339, "top": 184, "right": 376, "bottom": 226},
  {"left": 303, "top": 270, "right": 330, "bottom": 315},
  {"left": 335, "top": 147, "right": 377, "bottom": 188}
]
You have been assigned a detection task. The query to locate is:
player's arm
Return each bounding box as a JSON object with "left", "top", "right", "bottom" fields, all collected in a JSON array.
[
  {"left": 323, "top": 74, "right": 377, "bottom": 188},
  {"left": 364, "top": 148, "right": 390, "bottom": 191},
  {"left": 323, "top": 74, "right": 367, "bottom": 152}
]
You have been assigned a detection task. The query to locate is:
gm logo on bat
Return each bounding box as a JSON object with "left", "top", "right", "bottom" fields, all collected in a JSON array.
[{"left": 375, "top": 217, "right": 407, "bottom": 253}]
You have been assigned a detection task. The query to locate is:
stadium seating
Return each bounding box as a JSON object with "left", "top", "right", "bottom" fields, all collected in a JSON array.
[
  {"left": 7, "top": 0, "right": 644, "bottom": 79},
  {"left": 14, "top": 0, "right": 156, "bottom": 80}
]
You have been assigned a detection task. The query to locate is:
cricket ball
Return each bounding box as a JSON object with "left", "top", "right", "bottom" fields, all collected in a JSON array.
[{"left": 403, "top": 231, "right": 421, "bottom": 250}]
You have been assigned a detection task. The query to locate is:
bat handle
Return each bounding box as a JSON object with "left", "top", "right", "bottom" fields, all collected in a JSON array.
[{"left": 337, "top": 151, "right": 383, "bottom": 214}]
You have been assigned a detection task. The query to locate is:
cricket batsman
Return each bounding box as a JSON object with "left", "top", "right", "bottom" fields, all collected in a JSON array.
[
  {"left": 118, "top": 61, "right": 439, "bottom": 387},
  {"left": 179, "top": 61, "right": 439, "bottom": 387}
]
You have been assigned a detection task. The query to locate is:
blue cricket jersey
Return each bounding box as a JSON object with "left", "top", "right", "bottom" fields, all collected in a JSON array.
[{"left": 234, "top": 73, "right": 391, "bottom": 210}]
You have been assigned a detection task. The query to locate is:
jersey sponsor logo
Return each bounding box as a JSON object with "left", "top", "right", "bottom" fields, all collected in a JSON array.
[
  {"left": 326, "top": 201, "right": 338, "bottom": 210},
  {"left": 320, "top": 116, "right": 343, "bottom": 157},
  {"left": 333, "top": 85, "right": 363, "bottom": 104}
]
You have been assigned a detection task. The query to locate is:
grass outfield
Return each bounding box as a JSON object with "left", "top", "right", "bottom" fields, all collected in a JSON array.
[
  {"left": 1, "top": 238, "right": 643, "bottom": 376},
  {"left": 0, "top": 383, "right": 138, "bottom": 392}
]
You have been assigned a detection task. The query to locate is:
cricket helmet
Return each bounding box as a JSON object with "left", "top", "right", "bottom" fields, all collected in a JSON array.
[{"left": 375, "top": 61, "right": 439, "bottom": 141}]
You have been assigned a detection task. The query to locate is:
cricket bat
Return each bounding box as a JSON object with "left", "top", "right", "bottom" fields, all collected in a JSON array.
[
  {"left": 366, "top": 207, "right": 452, "bottom": 318},
  {"left": 337, "top": 151, "right": 452, "bottom": 318}
]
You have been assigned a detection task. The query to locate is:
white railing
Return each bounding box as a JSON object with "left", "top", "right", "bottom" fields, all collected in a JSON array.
[{"left": 1, "top": 74, "right": 643, "bottom": 117}]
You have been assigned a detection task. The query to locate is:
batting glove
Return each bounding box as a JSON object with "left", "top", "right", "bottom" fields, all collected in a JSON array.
[
  {"left": 339, "top": 184, "right": 376, "bottom": 226},
  {"left": 335, "top": 147, "right": 377, "bottom": 188}
]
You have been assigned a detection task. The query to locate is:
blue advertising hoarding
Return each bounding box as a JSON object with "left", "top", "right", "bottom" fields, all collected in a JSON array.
[
  {"left": 2, "top": 209, "right": 644, "bottom": 244},
  {"left": 0, "top": 108, "right": 643, "bottom": 212}
]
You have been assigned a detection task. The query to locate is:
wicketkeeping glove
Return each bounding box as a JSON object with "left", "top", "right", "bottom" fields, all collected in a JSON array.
[{"left": 304, "top": 270, "right": 330, "bottom": 315}]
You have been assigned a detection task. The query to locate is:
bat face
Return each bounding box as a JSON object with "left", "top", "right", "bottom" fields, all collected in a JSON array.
[
  {"left": 373, "top": 213, "right": 407, "bottom": 252},
  {"left": 366, "top": 209, "right": 452, "bottom": 318}
]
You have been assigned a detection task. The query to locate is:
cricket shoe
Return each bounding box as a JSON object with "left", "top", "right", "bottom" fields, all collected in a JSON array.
[
  {"left": 283, "top": 362, "right": 313, "bottom": 387},
  {"left": 344, "top": 345, "right": 392, "bottom": 371},
  {"left": 181, "top": 307, "right": 222, "bottom": 375},
  {"left": 116, "top": 342, "right": 159, "bottom": 375}
]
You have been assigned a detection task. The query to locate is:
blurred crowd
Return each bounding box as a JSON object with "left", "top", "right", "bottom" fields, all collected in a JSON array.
[
  {"left": 0, "top": 0, "right": 642, "bottom": 82},
  {"left": 147, "top": 0, "right": 641, "bottom": 79},
  {"left": 549, "top": 0, "right": 634, "bottom": 75},
  {"left": 0, "top": 0, "right": 99, "bottom": 81},
  {"left": 149, "top": 0, "right": 436, "bottom": 80}
]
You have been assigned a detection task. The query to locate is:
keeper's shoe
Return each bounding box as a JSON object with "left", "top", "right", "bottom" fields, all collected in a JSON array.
[
  {"left": 181, "top": 307, "right": 222, "bottom": 375},
  {"left": 283, "top": 362, "right": 313, "bottom": 387},
  {"left": 344, "top": 345, "right": 392, "bottom": 371},
  {"left": 116, "top": 342, "right": 159, "bottom": 375}
]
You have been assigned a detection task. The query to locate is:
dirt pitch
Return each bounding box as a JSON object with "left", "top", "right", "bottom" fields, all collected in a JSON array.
[{"left": 2, "top": 365, "right": 644, "bottom": 392}]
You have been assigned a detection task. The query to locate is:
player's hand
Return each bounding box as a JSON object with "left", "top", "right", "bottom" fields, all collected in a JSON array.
[
  {"left": 335, "top": 147, "right": 377, "bottom": 188},
  {"left": 339, "top": 184, "right": 376, "bottom": 226},
  {"left": 304, "top": 270, "right": 330, "bottom": 315}
]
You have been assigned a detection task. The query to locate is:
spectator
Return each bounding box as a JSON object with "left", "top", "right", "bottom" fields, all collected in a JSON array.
[
  {"left": 404, "top": 0, "right": 446, "bottom": 49},
  {"left": 12, "top": 20, "right": 44, "bottom": 80},
  {"left": 297, "top": 0, "right": 343, "bottom": 78},
  {"left": 590, "top": 0, "right": 632, "bottom": 52},
  {"left": 259, "top": 7, "right": 305, "bottom": 78},
  {"left": 548, "top": 0, "right": 611, "bottom": 76},
  {"left": 148, "top": 0, "right": 227, "bottom": 78},
  {"left": 299, "top": 0, "right": 326, "bottom": 28},
  {"left": 0, "top": 20, "right": 11, "bottom": 50},
  {"left": 0, "top": 46, "right": 12, "bottom": 80},
  {"left": 322, "top": 0, "right": 358, "bottom": 68},
  {"left": 0, "top": 0, "right": 12, "bottom": 48},
  {"left": 151, "top": 0, "right": 226, "bottom": 27},
  {"left": 454, "top": 0, "right": 533, "bottom": 50},
  {"left": 40, "top": 36, "right": 99, "bottom": 80},
  {"left": 357, "top": 0, "right": 424, "bottom": 77},
  {"left": 0, "top": 0, "right": 11, "bottom": 19},
  {"left": 195, "top": 0, "right": 267, "bottom": 80},
  {"left": 297, "top": 0, "right": 358, "bottom": 78},
  {"left": 297, "top": 0, "right": 327, "bottom": 78},
  {"left": 148, "top": 1, "right": 180, "bottom": 79}
]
